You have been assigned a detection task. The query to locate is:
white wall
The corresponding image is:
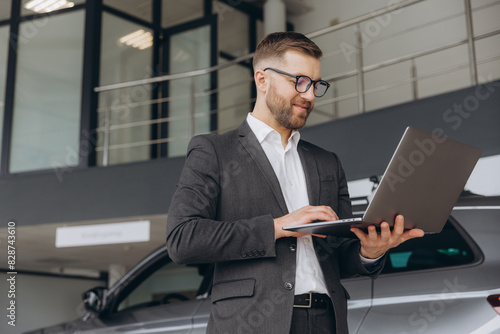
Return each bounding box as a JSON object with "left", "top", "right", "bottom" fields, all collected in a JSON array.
[
  {"left": 348, "top": 154, "right": 500, "bottom": 198},
  {"left": 1, "top": 273, "right": 105, "bottom": 334},
  {"left": 287, "top": 0, "right": 500, "bottom": 121},
  {"left": 287, "top": 1, "right": 500, "bottom": 199}
]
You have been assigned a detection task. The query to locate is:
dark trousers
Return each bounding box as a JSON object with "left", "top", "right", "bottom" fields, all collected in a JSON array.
[{"left": 289, "top": 302, "right": 336, "bottom": 334}]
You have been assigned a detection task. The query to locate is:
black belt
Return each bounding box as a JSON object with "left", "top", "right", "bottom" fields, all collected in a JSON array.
[{"left": 293, "top": 293, "right": 331, "bottom": 309}]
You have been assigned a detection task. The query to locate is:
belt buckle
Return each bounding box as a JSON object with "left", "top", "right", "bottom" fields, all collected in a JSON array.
[{"left": 294, "top": 292, "right": 312, "bottom": 308}]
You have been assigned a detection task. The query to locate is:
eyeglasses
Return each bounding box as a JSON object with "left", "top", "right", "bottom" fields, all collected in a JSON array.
[{"left": 264, "top": 67, "right": 330, "bottom": 97}]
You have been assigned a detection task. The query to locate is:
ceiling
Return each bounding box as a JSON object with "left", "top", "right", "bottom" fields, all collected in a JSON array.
[{"left": 0, "top": 214, "right": 167, "bottom": 278}]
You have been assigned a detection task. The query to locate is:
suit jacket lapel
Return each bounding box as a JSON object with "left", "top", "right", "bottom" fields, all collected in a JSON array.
[
  {"left": 238, "top": 121, "right": 289, "bottom": 215},
  {"left": 298, "top": 141, "right": 320, "bottom": 206}
]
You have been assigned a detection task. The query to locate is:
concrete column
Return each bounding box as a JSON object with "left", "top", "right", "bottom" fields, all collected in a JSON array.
[
  {"left": 108, "top": 264, "right": 127, "bottom": 287},
  {"left": 264, "top": 0, "right": 287, "bottom": 34}
]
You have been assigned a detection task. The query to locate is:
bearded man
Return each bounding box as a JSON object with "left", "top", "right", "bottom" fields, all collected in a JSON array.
[{"left": 166, "top": 31, "right": 423, "bottom": 334}]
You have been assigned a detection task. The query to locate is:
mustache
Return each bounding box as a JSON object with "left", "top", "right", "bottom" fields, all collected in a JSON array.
[{"left": 292, "top": 99, "right": 312, "bottom": 110}]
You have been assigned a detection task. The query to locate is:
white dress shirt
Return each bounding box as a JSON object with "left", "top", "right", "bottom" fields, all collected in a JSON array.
[
  {"left": 246, "top": 113, "right": 330, "bottom": 295},
  {"left": 246, "top": 113, "right": 381, "bottom": 296}
]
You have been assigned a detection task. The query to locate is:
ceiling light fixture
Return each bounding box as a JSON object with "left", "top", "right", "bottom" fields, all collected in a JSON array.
[
  {"left": 119, "top": 29, "right": 153, "bottom": 50},
  {"left": 24, "top": 0, "right": 75, "bottom": 14}
]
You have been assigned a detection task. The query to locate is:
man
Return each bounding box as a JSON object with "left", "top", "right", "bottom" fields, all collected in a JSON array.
[{"left": 166, "top": 32, "right": 424, "bottom": 334}]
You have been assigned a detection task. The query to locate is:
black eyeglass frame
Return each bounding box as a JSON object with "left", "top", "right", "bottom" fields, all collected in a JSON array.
[{"left": 263, "top": 67, "right": 330, "bottom": 97}]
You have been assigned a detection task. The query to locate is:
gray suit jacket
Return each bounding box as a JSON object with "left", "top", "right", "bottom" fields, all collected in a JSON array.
[{"left": 166, "top": 120, "right": 384, "bottom": 334}]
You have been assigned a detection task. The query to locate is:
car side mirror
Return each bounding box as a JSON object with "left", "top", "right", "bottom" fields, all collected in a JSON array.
[{"left": 83, "top": 287, "right": 107, "bottom": 314}]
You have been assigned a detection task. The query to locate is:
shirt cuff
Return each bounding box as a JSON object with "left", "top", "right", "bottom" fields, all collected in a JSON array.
[{"left": 359, "top": 253, "right": 385, "bottom": 267}]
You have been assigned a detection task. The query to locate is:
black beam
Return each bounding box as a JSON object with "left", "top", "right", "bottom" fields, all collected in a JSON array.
[
  {"left": 204, "top": 0, "right": 212, "bottom": 17},
  {"left": 0, "top": 0, "right": 21, "bottom": 176},
  {"left": 79, "top": 0, "right": 102, "bottom": 168}
]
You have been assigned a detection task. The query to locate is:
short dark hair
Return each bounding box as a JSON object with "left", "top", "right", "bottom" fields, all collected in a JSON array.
[{"left": 253, "top": 32, "right": 323, "bottom": 70}]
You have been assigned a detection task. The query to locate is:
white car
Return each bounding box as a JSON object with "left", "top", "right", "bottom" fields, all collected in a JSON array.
[{"left": 26, "top": 194, "right": 500, "bottom": 334}]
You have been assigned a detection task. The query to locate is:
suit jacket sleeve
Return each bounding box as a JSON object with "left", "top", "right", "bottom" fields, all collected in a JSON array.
[{"left": 166, "top": 135, "right": 277, "bottom": 265}]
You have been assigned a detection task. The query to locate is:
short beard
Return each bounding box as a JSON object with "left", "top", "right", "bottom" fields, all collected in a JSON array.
[{"left": 265, "top": 85, "right": 311, "bottom": 131}]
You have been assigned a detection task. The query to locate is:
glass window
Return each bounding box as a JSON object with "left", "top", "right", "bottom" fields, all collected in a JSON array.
[
  {"left": 103, "top": 0, "right": 153, "bottom": 23},
  {"left": 97, "top": 12, "right": 153, "bottom": 166},
  {"left": 217, "top": 62, "right": 253, "bottom": 133},
  {"left": 117, "top": 261, "right": 208, "bottom": 312},
  {"left": 216, "top": 2, "right": 249, "bottom": 57},
  {"left": 167, "top": 25, "right": 211, "bottom": 157},
  {"left": 381, "top": 220, "right": 477, "bottom": 274},
  {"left": 0, "top": 1, "right": 11, "bottom": 21},
  {"left": 21, "top": 0, "right": 85, "bottom": 16},
  {"left": 215, "top": 2, "right": 252, "bottom": 134},
  {"left": 10, "top": 10, "right": 85, "bottom": 173}
]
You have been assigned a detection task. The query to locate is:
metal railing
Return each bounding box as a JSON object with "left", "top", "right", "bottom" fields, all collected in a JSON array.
[{"left": 94, "top": 0, "right": 500, "bottom": 166}]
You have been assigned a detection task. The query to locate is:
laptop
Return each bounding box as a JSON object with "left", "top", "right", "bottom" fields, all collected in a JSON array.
[{"left": 283, "top": 126, "right": 482, "bottom": 238}]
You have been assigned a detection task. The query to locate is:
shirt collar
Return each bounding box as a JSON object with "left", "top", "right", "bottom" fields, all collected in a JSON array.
[{"left": 246, "top": 113, "right": 301, "bottom": 147}]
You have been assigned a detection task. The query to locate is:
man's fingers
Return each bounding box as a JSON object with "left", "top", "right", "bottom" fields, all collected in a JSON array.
[
  {"left": 350, "top": 227, "right": 366, "bottom": 241},
  {"left": 380, "top": 222, "right": 391, "bottom": 242},
  {"left": 311, "top": 205, "right": 338, "bottom": 220},
  {"left": 276, "top": 205, "right": 340, "bottom": 239},
  {"left": 303, "top": 205, "right": 338, "bottom": 222},
  {"left": 393, "top": 215, "right": 405, "bottom": 235},
  {"left": 404, "top": 228, "right": 425, "bottom": 240},
  {"left": 368, "top": 225, "right": 378, "bottom": 241}
]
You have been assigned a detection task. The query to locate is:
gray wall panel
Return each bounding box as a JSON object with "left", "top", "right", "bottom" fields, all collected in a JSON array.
[
  {"left": 1, "top": 82, "right": 498, "bottom": 226},
  {"left": 301, "top": 80, "right": 500, "bottom": 180},
  {"left": 0, "top": 157, "right": 185, "bottom": 226}
]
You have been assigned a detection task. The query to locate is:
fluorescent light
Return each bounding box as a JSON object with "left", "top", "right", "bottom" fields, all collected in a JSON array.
[
  {"left": 46, "top": 0, "right": 74, "bottom": 13},
  {"left": 119, "top": 29, "right": 153, "bottom": 50},
  {"left": 24, "top": 0, "right": 75, "bottom": 13},
  {"left": 34, "top": 0, "right": 59, "bottom": 12},
  {"left": 119, "top": 29, "right": 145, "bottom": 44},
  {"left": 25, "top": 0, "right": 46, "bottom": 9}
]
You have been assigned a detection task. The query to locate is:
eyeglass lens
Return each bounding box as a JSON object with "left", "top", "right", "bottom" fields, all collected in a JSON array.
[{"left": 296, "top": 76, "right": 328, "bottom": 97}]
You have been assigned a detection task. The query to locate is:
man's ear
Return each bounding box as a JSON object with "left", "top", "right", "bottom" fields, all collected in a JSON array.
[{"left": 254, "top": 69, "right": 268, "bottom": 93}]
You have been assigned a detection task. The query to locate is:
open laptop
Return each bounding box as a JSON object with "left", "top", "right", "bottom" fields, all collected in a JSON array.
[{"left": 283, "top": 126, "right": 482, "bottom": 238}]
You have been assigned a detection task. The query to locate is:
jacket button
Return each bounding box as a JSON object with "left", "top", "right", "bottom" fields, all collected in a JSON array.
[
  {"left": 253, "top": 250, "right": 260, "bottom": 257},
  {"left": 247, "top": 251, "right": 254, "bottom": 257},
  {"left": 284, "top": 282, "right": 293, "bottom": 290},
  {"left": 241, "top": 251, "right": 247, "bottom": 258},
  {"left": 289, "top": 244, "right": 296, "bottom": 252},
  {"left": 260, "top": 250, "right": 266, "bottom": 256}
]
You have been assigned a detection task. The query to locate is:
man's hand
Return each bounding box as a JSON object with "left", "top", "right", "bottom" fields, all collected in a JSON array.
[
  {"left": 274, "top": 205, "right": 338, "bottom": 240},
  {"left": 350, "top": 215, "right": 425, "bottom": 259}
]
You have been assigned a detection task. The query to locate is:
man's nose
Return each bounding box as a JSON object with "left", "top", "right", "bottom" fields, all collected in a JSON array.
[{"left": 300, "top": 86, "right": 316, "bottom": 102}]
